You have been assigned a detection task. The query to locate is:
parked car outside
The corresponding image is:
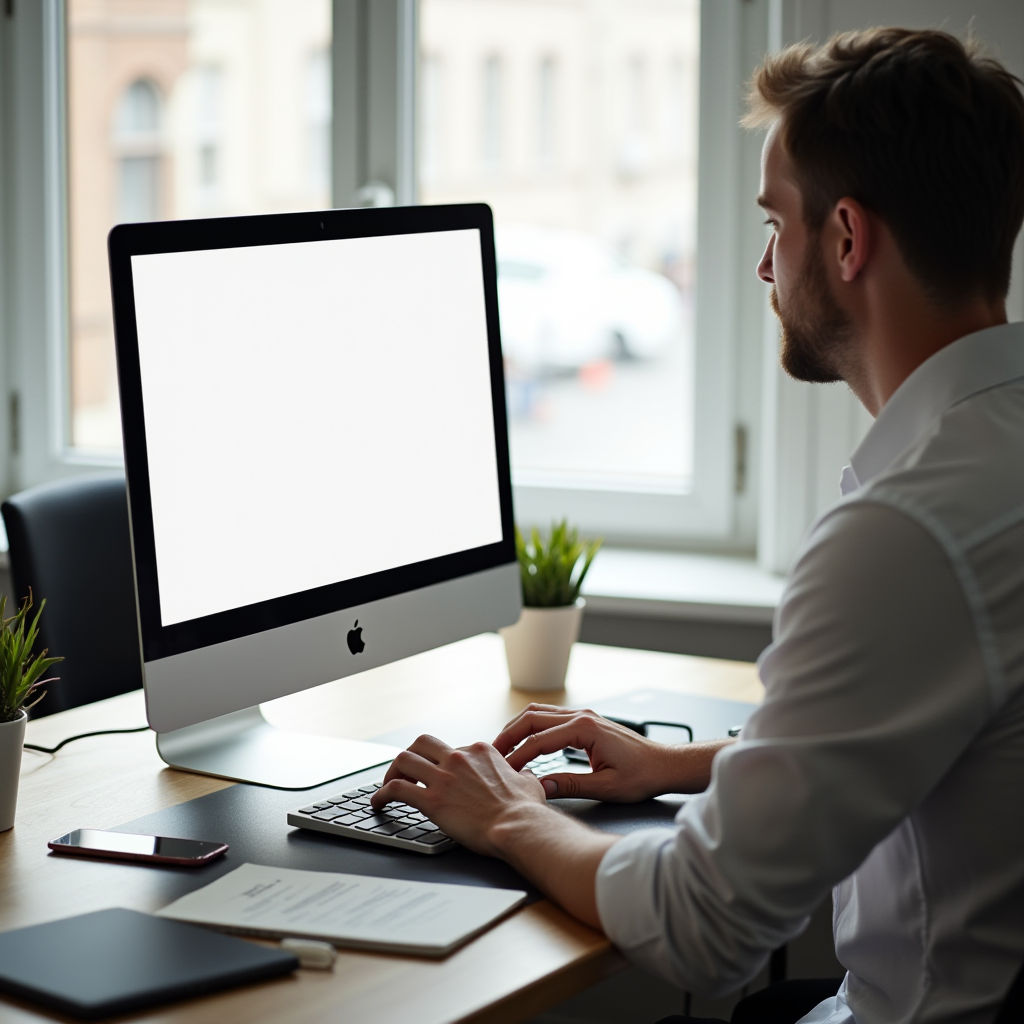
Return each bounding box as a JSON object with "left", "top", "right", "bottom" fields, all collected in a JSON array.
[{"left": 495, "top": 223, "right": 683, "bottom": 372}]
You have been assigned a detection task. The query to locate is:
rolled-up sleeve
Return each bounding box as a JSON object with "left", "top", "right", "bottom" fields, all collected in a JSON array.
[{"left": 595, "top": 501, "right": 991, "bottom": 996}]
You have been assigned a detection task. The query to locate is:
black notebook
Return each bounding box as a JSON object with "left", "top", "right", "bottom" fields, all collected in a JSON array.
[{"left": 0, "top": 907, "right": 298, "bottom": 1020}]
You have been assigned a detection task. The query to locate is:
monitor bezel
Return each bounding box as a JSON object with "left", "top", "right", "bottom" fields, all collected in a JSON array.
[{"left": 108, "top": 204, "right": 515, "bottom": 663}]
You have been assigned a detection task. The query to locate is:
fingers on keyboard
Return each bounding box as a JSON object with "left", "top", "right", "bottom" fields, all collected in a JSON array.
[{"left": 294, "top": 779, "right": 452, "bottom": 849}]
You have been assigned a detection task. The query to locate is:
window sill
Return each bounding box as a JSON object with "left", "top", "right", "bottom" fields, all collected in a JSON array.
[
  {"left": 581, "top": 549, "right": 785, "bottom": 627},
  {"left": 0, "top": 543, "right": 785, "bottom": 629}
]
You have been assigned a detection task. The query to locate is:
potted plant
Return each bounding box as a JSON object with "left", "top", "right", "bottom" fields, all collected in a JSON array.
[
  {"left": 0, "top": 594, "right": 62, "bottom": 832},
  {"left": 500, "top": 520, "right": 602, "bottom": 692}
]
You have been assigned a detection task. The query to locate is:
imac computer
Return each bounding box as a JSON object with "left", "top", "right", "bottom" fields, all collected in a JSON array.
[{"left": 108, "top": 204, "right": 520, "bottom": 789}]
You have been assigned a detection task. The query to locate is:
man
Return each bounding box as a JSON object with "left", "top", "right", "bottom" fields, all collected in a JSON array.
[{"left": 371, "top": 28, "right": 1024, "bottom": 1022}]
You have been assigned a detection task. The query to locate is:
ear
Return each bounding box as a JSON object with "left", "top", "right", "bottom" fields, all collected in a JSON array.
[{"left": 830, "top": 197, "right": 870, "bottom": 283}]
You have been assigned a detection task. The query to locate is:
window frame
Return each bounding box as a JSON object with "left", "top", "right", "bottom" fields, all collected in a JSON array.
[
  {"left": 3, "top": 0, "right": 762, "bottom": 552},
  {"left": 477, "top": 0, "right": 751, "bottom": 546}
]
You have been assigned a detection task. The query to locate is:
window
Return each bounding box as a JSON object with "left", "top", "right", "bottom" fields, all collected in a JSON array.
[
  {"left": 420, "top": 53, "right": 443, "bottom": 183},
  {"left": 419, "top": 0, "right": 712, "bottom": 538},
  {"left": 114, "top": 80, "right": 164, "bottom": 224},
  {"left": 8, "top": 0, "right": 1021, "bottom": 565},
  {"left": 481, "top": 54, "right": 503, "bottom": 172},
  {"left": 665, "top": 57, "right": 688, "bottom": 161},
  {"left": 621, "top": 55, "right": 650, "bottom": 177},
  {"left": 8, "top": 0, "right": 746, "bottom": 547},
  {"left": 305, "top": 50, "right": 331, "bottom": 195},
  {"left": 193, "top": 66, "right": 224, "bottom": 207},
  {"left": 65, "top": 0, "right": 332, "bottom": 453},
  {"left": 536, "top": 55, "right": 556, "bottom": 169}
]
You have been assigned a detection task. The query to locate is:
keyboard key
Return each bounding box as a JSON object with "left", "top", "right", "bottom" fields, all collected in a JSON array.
[
  {"left": 371, "top": 822, "right": 405, "bottom": 836},
  {"left": 416, "top": 821, "right": 439, "bottom": 832},
  {"left": 413, "top": 833, "right": 448, "bottom": 845},
  {"left": 298, "top": 806, "right": 320, "bottom": 815},
  {"left": 354, "top": 813, "right": 397, "bottom": 831},
  {"left": 312, "top": 801, "right": 334, "bottom": 809},
  {"left": 342, "top": 789, "right": 363, "bottom": 799},
  {"left": 358, "top": 784, "right": 380, "bottom": 793},
  {"left": 395, "top": 827, "right": 427, "bottom": 840},
  {"left": 311, "top": 810, "right": 341, "bottom": 821},
  {"left": 331, "top": 813, "right": 362, "bottom": 826},
  {"left": 335, "top": 800, "right": 363, "bottom": 811}
]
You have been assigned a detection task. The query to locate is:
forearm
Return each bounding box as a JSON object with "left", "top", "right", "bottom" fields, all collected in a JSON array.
[
  {"left": 488, "top": 803, "right": 619, "bottom": 929},
  {"left": 653, "top": 738, "right": 733, "bottom": 794}
]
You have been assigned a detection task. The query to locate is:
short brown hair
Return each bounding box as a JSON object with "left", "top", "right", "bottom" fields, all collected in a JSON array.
[{"left": 745, "top": 28, "right": 1024, "bottom": 304}]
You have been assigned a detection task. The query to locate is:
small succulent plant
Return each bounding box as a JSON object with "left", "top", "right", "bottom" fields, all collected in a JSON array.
[
  {"left": 0, "top": 593, "right": 62, "bottom": 723},
  {"left": 515, "top": 520, "right": 602, "bottom": 608}
]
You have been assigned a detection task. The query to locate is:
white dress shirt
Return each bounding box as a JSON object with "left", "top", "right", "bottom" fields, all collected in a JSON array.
[{"left": 595, "top": 322, "right": 1024, "bottom": 1023}]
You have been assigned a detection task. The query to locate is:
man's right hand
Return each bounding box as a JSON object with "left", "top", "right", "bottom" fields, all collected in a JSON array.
[{"left": 494, "top": 703, "right": 728, "bottom": 802}]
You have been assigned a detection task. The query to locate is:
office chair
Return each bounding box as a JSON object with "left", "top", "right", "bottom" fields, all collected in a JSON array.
[{"left": 1, "top": 472, "right": 143, "bottom": 717}]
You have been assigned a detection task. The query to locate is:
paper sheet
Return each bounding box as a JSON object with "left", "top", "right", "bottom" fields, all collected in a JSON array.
[{"left": 156, "top": 863, "right": 527, "bottom": 956}]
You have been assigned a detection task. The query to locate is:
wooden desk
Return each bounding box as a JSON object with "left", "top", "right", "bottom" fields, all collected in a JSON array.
[{"left": 1, "top": 636, "right": 762, "bottom": 1024}]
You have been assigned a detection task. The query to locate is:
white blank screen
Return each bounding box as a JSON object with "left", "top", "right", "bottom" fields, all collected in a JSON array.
[{"left": 131, "top": 229, "right": 503, "bottom": 626}]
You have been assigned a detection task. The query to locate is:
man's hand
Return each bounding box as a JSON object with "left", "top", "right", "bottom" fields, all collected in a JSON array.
[
  {"left": 370, "top": 734, "right": 548, "bottom": 856},
  {"left": 495, "top": 703, "right": 730, "bottom": 801},
  {"left": 369, "top": 733, "right": 619, "bottom": 928}
]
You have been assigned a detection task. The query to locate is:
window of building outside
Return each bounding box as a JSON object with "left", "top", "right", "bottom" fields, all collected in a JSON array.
[
  {"left": 419, "top": 0, "right": 699, "bottom": 496},
  {"left": 114, "top": 79, "right": 164, "bottom": 224},
  {"left": 66, "top": 0, "right": 332, "bottom": 452}
]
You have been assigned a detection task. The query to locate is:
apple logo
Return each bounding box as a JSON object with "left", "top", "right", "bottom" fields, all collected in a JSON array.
[{"left": 347, "top": 620, "right": 365, "bottom": 655}]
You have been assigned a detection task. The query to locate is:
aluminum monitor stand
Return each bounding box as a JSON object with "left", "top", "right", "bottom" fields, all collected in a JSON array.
[{"left": 155, "top": 705, "right": 399, "bottom": 790}]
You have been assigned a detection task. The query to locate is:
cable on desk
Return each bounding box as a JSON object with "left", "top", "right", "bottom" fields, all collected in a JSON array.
[{"left": 24, "top": 726, "right": 150, "bottom": 755}]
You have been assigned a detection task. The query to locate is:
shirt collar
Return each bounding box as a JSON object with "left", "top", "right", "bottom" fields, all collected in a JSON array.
[{"left": 841, "top": 321, "right": 1024, "bottom": 496}]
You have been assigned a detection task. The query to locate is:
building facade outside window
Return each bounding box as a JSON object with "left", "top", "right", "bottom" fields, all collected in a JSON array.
[{"left": 65, "top": 0, "right": 331, "bottom": 452}]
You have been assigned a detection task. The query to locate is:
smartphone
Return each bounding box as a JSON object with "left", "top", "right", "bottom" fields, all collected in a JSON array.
[{"left": 48, "top": 829, "right": 228, "bottom": 866}]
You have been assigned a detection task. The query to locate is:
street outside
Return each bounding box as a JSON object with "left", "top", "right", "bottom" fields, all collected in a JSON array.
[{"left": 507, "top": 315, "right": 694, "bottom": 491}]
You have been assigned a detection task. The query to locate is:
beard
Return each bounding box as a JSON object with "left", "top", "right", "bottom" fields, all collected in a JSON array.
[{"left": 770, "top": 237, "right": 854, "bottom": 384}]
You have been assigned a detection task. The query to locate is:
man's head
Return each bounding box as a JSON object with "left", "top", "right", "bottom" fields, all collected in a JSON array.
[{"left": 747, "top": 29, "right": 1024, "bottom": 384}]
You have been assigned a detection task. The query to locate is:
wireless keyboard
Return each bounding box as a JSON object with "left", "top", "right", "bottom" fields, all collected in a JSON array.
[
  {"left": 287, "top": 782, "right": 457, "bottom": 854},
  {"left": 287, "top": 752, "right": 593, "bottom": 854}
]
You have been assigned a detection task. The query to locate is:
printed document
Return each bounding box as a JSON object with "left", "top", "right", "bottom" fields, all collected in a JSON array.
[{"left": 156, "top": 863, "right": 527, "bottom": 956}]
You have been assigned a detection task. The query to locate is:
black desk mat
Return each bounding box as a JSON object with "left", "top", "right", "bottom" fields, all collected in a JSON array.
[
  {"left": 113, "top": 768, "right": 686, "bottom": 909},
  {"left": 113, "top": 690, "right": 755, "bottom": 908}
]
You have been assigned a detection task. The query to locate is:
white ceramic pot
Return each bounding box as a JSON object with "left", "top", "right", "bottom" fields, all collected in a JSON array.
[
  {"left": 0, "top": 710, "right": 26, "bottom": 832},
  {"left": 500, "top": 599, "right": 585, "bottom": 692}
]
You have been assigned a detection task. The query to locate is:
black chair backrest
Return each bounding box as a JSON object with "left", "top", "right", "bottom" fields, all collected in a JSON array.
[{"left": 1, "top": 472, "right": 142, "bottom": 716}]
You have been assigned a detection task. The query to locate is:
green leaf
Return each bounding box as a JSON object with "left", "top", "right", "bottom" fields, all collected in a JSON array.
[
  {"left": 514, "top": 519, "right": 602, "bottom": 608},
  {"left": 0, "top": 592, "right": 63, "bottom": 723}
]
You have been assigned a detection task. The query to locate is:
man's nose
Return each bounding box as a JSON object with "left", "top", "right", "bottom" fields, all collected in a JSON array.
[{"left": 757, "top": 235, "right": 775, "bottom": 284}]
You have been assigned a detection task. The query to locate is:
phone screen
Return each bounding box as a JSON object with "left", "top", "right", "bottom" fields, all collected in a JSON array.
[{"left": 50, "top": 829, "right": 227, "bottom": 861}]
